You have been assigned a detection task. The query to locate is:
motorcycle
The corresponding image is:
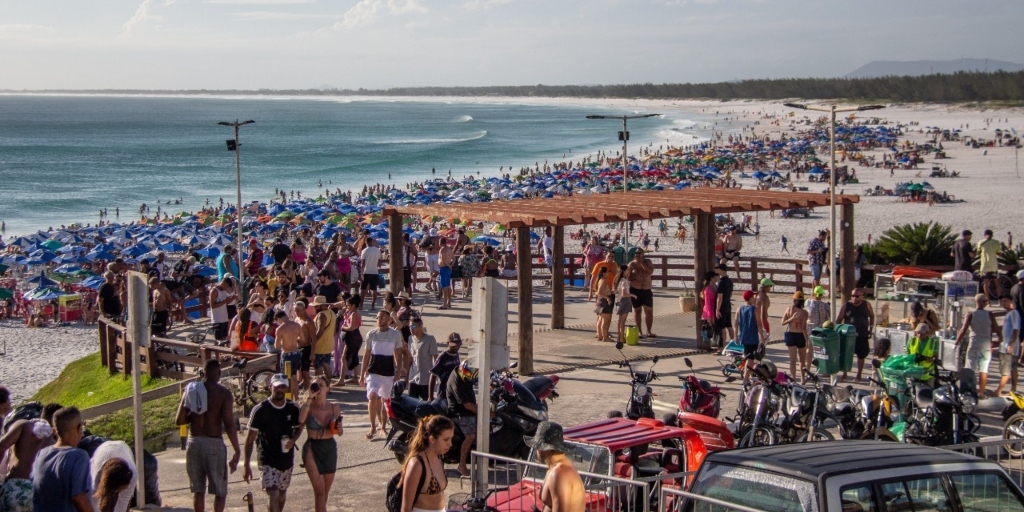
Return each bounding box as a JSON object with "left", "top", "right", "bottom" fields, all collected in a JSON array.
[
  {"left": 852, "top": 362, "right": 906, "bottom": 442},
  {"left": 1002, "top": 390, "right": 1024, "bottom": 457},
  {"left": 903, "top": 361, "right": 980, "bottom": 447},
  {"left": 668, "top": 357, "right": 735, "bottom": 450},
  {"left": 731, "top": 360, "right": 791, "bottom": 447},
  {"left": 384, "top": 371, "right": 557, "bottom": 463},
  {"left": 612, "top": 342, "right": 660, "bottom": 420},
  {"left": 778, "top": 362, "right": 843, "bottom": 442}
]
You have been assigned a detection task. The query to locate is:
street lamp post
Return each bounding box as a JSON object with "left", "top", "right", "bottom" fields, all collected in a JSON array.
[
  {"left": 585, "top": 113, "right": 660, "bottom": 253},
  {"left": 218, "top": 119, "right": 255, "bottom": 286},
  {"left": 783, "top": 103, "right": 883, "bottom": 315}
]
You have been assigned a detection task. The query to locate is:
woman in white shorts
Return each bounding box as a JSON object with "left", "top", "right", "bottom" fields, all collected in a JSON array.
[{"left": 360, "top": 310, "right": 406, "bottom": 439}]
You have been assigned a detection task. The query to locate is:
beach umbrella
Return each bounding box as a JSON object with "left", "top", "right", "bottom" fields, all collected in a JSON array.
[
  {"left": 27, "top": 273, "right": 58, "bottom": 287},
  {"left": 0, "top": 288, "right": 14, "bottom": 300},
  {"left": 750, "top": 171, "right": 768, "bottom": 180},
  {"left": 122, "top": 245, "right": 150, "bottom": 257},
  {"left": 158, "top": 242, "right": 188, "bottom": 253},
  {"left": 41, "top": 240, "right": 63, "bottom": 251},
  {"left": 50, "top": 273, "right": 82, "bottom": 284},
  {"left": 472, "top": 236, "right": 501, "bottom": 247},
  {"left": 86, "top": 250, "right": 116, "bottom": 261},
  {"left": 78, "top": 276, "right": 105, "bottom": 290}
]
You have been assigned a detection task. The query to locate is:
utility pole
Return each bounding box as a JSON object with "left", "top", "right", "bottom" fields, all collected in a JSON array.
[
  {"left": 218, "top": 120, "right": 255, "bottom": 289},
  {"left": 585, "top": 113, "right": 660, "bottom": 254}
]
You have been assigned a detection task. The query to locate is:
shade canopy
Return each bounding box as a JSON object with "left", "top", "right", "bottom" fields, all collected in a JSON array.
[{"left": 383, "top": 189, "right": 858, "bottom": 228}]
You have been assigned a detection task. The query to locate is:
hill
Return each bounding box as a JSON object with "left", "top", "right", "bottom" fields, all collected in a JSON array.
[{"left": 847, "top": 59, "right": 1024, "bottom": 78}]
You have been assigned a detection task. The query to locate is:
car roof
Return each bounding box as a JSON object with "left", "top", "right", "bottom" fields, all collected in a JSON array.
[
  {"left": 563, "top": 417, "right": 694, "bottom": 453},
  {"left": 703, "top": 441, "right": 991, "bottom": 480}
]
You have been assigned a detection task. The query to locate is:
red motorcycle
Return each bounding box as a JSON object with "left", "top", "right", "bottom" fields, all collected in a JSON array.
[{"left": 666, "top": 358, "right": 735, "bottom": 450}]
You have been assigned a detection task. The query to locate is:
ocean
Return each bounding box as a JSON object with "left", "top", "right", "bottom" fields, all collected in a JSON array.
[{"left": 0, "top": 95, "right": 707, "bottom": 236}]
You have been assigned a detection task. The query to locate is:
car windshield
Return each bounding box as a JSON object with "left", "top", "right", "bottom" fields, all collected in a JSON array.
[
  {"left": 525, "top": 441, "right": 611, "bottom": 479},
  {"left": 691, "top": 464, "right": 818, "bottom": 512}
]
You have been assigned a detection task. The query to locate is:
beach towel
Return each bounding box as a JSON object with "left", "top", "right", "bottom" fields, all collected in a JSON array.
[{"left": 184, "top": 381, "right": 208, "bottom": 415}]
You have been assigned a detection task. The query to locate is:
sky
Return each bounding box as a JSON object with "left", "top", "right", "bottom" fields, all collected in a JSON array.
[{"left": 0, "top": 0, "right": 1020, "bottom": 90}]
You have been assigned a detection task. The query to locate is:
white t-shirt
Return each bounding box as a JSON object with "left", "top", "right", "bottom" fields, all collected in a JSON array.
[
  {"left": 90, "top": 441, "right": 138, "bottom": 512},
  {"left": 361, "top": 246, "right": 382, "bottom": 275},
  {"left": 1003, "top": 309, "right": 1022, "bottom": 356},
  {"left": 542, "top": 236, "right": 553, "bottom": 257}
]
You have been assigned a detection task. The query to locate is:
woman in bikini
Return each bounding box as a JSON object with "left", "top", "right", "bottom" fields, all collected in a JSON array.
[
  {"left": 400, "top": 415, "right": 455, "bottom": 512},
  {"left": 299, "top": 375, "right": 343, "bottom": 512}
]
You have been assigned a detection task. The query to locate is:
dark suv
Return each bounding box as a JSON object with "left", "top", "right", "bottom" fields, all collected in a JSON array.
[{"left": 684, "top": 441, "right": 1024, "bottom": 511}]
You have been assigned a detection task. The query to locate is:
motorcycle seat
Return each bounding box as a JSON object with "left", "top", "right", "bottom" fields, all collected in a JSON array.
[{"left": 395, "top": 394, "right": 448, "bottom": 417}]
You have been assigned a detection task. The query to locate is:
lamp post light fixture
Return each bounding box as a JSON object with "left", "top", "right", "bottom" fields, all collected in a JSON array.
[
  {"left": 585, "top": 113, "right": 660, "bottom": 252},
  {"left": 218, "top": 119, "right": 255, "bottom": 287},
  {"left": 783, "top": 103, "right": 884, "bottom": 314}
]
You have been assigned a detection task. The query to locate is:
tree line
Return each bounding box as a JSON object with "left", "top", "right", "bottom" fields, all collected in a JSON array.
[{"left": 15, "top": 71, "right": 1024, "bottom": 103}]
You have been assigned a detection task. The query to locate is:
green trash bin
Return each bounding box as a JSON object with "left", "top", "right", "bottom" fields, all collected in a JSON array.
[
  {"left": 836, "top": 324, "right": 858, "bottom": 373},
  {"left": 811, "top": 326, "right": 841, "bottom": 375},
  {"left": 612, "top": 246, "right": 626, "bottom": 266}
]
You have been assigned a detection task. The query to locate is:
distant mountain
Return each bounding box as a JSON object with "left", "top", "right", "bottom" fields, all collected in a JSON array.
[{"left": 846, "top": 59, "right": 1024, "bottom": 78}]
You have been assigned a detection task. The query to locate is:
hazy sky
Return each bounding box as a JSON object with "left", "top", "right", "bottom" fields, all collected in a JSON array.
[{"left": 1, "top": 0, "right": 1019, "bottom": 90}]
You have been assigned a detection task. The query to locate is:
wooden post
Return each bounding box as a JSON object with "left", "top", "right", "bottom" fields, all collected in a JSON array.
[
  {"left": 550, "top": 226, "right": 565, "bottom": 329},
  {"left": 516, "top": 227, "right": 534, "bottom": 375},
  {"left": 796, "top": 263, "right": 805, "bottom": 292},
  {"left": 840, "top": 203, "right": 856, "bottom": 300},
  {"left": 388, "top": 213, "right": 404, "bottom": 295},
  {"left": 693, "top": 214, "right": 715, "bottom": 341},
  {"left": 661, "top": 256, "right": 669, "bottom": 288},
  {"left": 749, "top": 260, "right": 759, "bottom": 290}
]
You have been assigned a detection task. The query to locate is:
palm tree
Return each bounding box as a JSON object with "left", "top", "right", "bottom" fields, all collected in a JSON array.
[{"left": 872, "top": 222, "right": 955, "bottom": 266}]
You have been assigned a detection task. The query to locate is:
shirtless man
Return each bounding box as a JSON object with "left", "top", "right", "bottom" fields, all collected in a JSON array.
[
  {"left": 292, "top": 301, "right": 318, "bottom": 397},
  {"left": 627, "top": 249, "right": 656, "bottom": 338},
  {"left": 151, "top": 277, "right": 172, "bottom": 337},
  {"left": 780, "top": 291, "right": 812, "bottom": 383},
  {"left": 756, "top": 278, "right": 774, "bottom": 343},
  {"left": 0, "top": 409, "right": 56, "bottom": 511},
  {"left": 526, "top": 422, "right": 585, "bottom": 512},
  {"left": 438, "top": 238, "right": 455, "bottom": 310},
  {"left": 175, "top": 358, "right": 240, "bottom": 512},
  {"left": 722, "top": 228, "right": 743, "bottom": 273},
  {"left": 274, "top": 310, "right": 302, "bottom": 398}
]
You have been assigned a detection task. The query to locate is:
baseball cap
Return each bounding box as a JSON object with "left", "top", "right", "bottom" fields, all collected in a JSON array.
[
  {"left": 742, "top": 290, "right": 755, "bottom": 301},
  {"left": 524, "top": 421, "right": 570, "bottom": 453},
  {"left": 813, "top": 285, "right": 826, "bottom": 297},
  {"left": 270, "top": 374, "right": 289, "bottom": 388},
  {"left": 760, "top": 277, "right": 775, "bottom": 287}
]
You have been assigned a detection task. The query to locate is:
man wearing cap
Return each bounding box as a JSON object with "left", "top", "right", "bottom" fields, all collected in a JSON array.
[
  {"left": 243, "top": 374, "right": 301, "bottom": 512},
  {"left": 735, "top": 290, "right": 763, "bottom": 381},
  {"left": 951, "top": 230, "right": 975, "bottom": 273},
  {"left": 756, "top": 277, "right": 774, "bottom": 343},
  {"left": 806, "top": 230, "right": 827, "bottom": 289},
  {"left": 525, "top": 421, "right": 585, "bottom": 512},
  {"left": 405, "top": 318, "right": 438, "bottom": 400}
]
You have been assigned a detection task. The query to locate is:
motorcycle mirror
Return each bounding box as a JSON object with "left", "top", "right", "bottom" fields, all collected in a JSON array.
[
  {"left": 615, "top": 342, "right": 624, "bottom": 350},
  {"left": 652, "top": 356, "right": 660, "bottom": 364},
  {"left": 510, "top": 361, "right": 519, "bottom": 369},
  {"left": 872, "top": 359, "right": 882, "bottom": 369},
  {"left": 684, "top": 358, "right": 693, "bottom": 368}
]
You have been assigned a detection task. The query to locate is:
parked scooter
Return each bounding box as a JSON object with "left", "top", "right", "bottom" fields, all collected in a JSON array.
[
  {"left": 384, "top": 369, "right": 557, "bottom": 463},
  {"left": 612, "top": 342, "right": 660, "bottom": 420},
  {"left": 666, "top": 358, "right": 735, "bottom": 449}
]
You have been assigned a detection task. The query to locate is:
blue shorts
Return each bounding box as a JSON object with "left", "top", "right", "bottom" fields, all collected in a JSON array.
[
  {"left": 810, "top": 263, "right": 823, "bottom": 281},
  {"left": 439, "top": 266, "right": 452, "bottom": 289},
  {"left": 281, "top": 350, "right": 302, "bottom": 377},
  {"left": 314, "top": 353, "right": 332, "bottom": 368}
]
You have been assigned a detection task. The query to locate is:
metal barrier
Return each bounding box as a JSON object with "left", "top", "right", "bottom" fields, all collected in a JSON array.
[
  {"left": 941, "top": 438, "right": 1024, "bottom": 487},
  {"left": 659, "top": 487, "right": 766, "bottom": 512},
  {"left": 461, "top": 451, "right": 691, "bottom": 512}
]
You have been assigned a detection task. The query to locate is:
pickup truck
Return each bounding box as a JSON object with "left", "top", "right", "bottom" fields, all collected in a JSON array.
[{"left": 682, "top": 441, "right": 1024, "bottom": 511}]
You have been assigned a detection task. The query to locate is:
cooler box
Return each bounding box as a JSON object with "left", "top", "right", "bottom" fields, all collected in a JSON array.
[
  {"left": 836, "top": 324, "right": 858, "bottom": 373},
  {"left": 811, "top": 327, "right": 841, "bottom": 375}
]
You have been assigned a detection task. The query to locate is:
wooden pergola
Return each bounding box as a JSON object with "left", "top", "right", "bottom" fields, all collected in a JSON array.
[{"left": 383, "top": 188, "right": 859, "bottom": 375}]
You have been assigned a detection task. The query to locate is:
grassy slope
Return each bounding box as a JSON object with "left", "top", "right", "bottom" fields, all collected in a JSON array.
[{"left": 32, "top": 353, "right": 179, "bottom": 448}]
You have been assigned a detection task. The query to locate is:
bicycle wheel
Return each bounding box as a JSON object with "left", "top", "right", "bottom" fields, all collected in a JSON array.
[
  {"left": 739, "top": 426, "right": 776, "bottom": 447},
  {"left": 245, "top": 370, "right": 275, "bottom": 410},
  {"left": 796, "top": 429, "right": 835, "bottom": 442},
  {"left": 998, "top": 275, "right": 1014, "bottom": 298}
]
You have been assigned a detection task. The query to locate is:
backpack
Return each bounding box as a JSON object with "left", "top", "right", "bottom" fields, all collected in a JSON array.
[
  {"left": 385, "top": 455, "right": 426, "bottom": 512},
  {"left": 2, "top": 401, "right": 42, "bottom": 434}
]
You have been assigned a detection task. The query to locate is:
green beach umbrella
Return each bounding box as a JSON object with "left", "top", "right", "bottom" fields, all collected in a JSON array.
[
  {"left": 51, "top": 273, "right": 81, "bottom": 284},
  {"left": 0, "top": 288, "right": 13, "bottom": 300},
  {"left": 41, "top": 240, "right": 63, "bottom": 251}
]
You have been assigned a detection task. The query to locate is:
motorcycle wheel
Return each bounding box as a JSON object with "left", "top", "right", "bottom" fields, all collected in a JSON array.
[
  {"left": 739, "top": 426, "right": 776, "bottom": 447},
  {"left": 796, "top": 430, "right": 835, "bottom": 442},
  {"left": 1005, "top": 413, "right": 1024, "bottom": 457}
]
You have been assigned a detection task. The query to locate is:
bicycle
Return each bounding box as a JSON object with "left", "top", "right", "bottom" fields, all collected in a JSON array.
[
  {"left": 980, "top": 271, "right": 1016, "bottom": 301},
  {"left": 218, "top": 357, "right": 276, "bottom": 416}
]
